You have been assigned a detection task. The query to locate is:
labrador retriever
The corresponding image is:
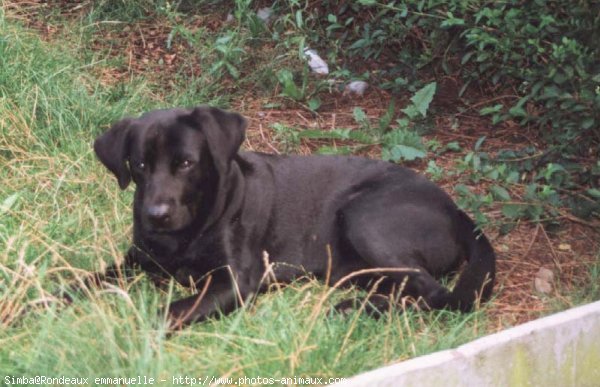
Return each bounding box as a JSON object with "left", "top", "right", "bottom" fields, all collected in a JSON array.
[{"left": 91, "top": 106, "right": 495, "bottom": 328}]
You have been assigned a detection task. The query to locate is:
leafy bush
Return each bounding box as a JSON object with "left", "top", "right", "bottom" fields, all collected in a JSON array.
[
  {"left": 460, "top": 1, "right": 599, "bottom": 153},
  {"left": 287, "top": 0, "right": 599, "bottom": 152},
  {"left": 279, "top": 0, "right": 599, "bottom": 221}
]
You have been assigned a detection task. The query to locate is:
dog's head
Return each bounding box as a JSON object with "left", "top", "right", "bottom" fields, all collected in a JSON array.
[{"left": 94, "top": 106, "right": 247, "bottom": 233}]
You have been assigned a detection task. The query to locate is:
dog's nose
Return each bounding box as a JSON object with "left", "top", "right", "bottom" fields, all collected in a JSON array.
[{"left": 147, "top": 203, "right": 171, "bottom": 227}]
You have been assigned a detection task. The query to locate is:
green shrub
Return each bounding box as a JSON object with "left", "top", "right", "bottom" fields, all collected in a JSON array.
[
  {"left": 286, "top": 0, "right": 599, "bottom": 151},
  {"left": 279, "top": 0, "right": 599, "bottom": 221}
]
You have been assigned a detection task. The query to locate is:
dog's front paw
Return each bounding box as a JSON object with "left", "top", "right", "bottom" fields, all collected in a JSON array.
[
  {"left": 331, "top": 299, "right": 361, "bottom": 316},
  {"left": 163, "top": 305, "right": 188, "bottom": 331},
  {"left": 163, "top": 297, "right": 208, "bottom": 331},
  {"left": 331, "top": 295, "right": 392, "bottom": 318}
]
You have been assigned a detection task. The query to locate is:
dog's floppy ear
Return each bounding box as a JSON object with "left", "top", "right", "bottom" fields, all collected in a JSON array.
[
  {"left": 94, "top": 118, "right": 134, "bottom": 190},
  {"left": 188, "top": 106, "right": 247, "bottom": 174}
]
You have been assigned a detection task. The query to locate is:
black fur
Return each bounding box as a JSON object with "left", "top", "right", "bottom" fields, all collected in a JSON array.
[{"left": 92, "top": 106, "right": 496, "bottom": 328}]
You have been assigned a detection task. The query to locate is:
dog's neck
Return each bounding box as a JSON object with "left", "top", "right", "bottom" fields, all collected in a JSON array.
[{"left": 199, "top": 159, "right": 246, "bottom": 233}]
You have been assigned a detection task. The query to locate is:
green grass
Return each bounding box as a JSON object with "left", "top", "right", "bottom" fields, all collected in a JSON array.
[
  {"left": 548, "top": 260, "right": 600, "bottom": 314},
  {"left": 0, "top": 8, "right": 487, "bottom": 382},
  {"left": 2, "top": 278, "right": 491, "bottom": 381},
  {"left": 1, "top": 3, "right": 599, "bottom": 384}
]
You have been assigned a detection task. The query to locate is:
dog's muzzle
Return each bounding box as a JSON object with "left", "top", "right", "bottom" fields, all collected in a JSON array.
[{"left": 146, "top": 203, "right": 172, "bottom": 229}]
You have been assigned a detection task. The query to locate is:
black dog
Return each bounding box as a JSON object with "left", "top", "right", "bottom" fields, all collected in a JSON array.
[{"left": 91, "top": 106, "right": 495, "bottom": 328}]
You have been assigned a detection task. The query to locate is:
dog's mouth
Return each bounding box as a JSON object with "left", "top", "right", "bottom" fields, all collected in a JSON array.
[
  {"left": 146, "top": 225, "right": 178, "bottom": 234},
  {"left": 143, "top": 220, "right": 190, "bottom": 235},
  {"left": 142, "top": 213, "right": 194, "bottom": 234}
]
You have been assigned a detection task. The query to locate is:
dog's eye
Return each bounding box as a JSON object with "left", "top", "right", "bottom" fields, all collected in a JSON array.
[
  {"left": 133, "top": 161, "right": 145, "bottom": 170},
  {"left": 178, "top": 159, "right": 194, "bottom": 169}
]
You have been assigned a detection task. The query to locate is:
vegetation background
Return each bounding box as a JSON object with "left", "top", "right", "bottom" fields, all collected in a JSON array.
[{"left": 0, "top": 0, "right": 598, "bottom": 384}]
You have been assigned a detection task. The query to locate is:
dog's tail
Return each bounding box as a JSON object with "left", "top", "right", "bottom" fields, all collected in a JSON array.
[{"left": 447, "top": 210, "right": 496, "bottom": 312}]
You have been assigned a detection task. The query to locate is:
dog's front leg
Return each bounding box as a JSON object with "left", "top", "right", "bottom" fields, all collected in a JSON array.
[{"left": 166, "top": 278, "right": 248, "bottom": 329}]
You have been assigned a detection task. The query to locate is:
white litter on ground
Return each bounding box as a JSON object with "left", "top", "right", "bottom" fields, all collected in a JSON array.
[
  {"left": 345, "top": 81, "right": 369, "bottom": 96},
  {"left": 304, "top": 48, "right": 329, "bottom": 75}
]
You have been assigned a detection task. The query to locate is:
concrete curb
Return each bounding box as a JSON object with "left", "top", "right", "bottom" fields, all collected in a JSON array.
[{"left": 334, "top": 300, "right": 600, "bottom": 387}]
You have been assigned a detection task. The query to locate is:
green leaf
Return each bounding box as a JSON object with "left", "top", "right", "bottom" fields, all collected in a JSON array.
[
  {"left": 395, "top": 117, "right": 410, "bottom": 129},
  {"left": 506, "top": 171, "right": 520, "bottom": 183},
  {"left": 540, "top": 85, "right": 561, "bottom": 99},
  {"left": 409, "top": 82, "right": 437, "bottom": 117},
  {"left": 445, "top": 141, "right": 462, "bottom": 152},
  {"left": 474, "top": 136, "right": 486, "bottom": 151},
  {"left": 299, "top": 129, "right": 374, "bottom": 144},
  {"left": 524, "top": 183, "right": 538, "bottom": 201},
  {"left": 352, "top": 107, "right": 370, "bottom": 129},
  {"left": 441, "top": 12, "right": 465, "bottom": 28},
  {"left": 382, "top": 128, "right": 427, "bottom": 161},
  {"left": 587, "top": 188, "right": 600, "bottom": 199},
  {"left": 276, "top": 70, "right": 302, "bottom": 100},
  {"left": 479, "top": 104, "right": 503, "bottom": 116},
  {"left": 397, "top": 145, "right": 426, "bottom": 160},
  {"left": 501, "top": 203, "right": 525, "bottom": 219},
  {"left": 582, "top": 117, "right": 595, "bottom": 130},
  {"left": 499, "top": 222, "right": 516, "bottom": 235},
  {"left": 461, "top": 51, "right": 474, "bottom": 65},
  {"left": 316, "top": 146, "right": 354, "bottom": 155},
  {"left": 525, "top": 204, "right": 544, "bottom": 221},
  {"left": 490, "top": 185, "right": 511, "bottom": 201},
  {"left": 215, "top": 35, "right": 232, "bottom": 45},
  {"left": 383, "top": 144, "right": 426, "bottom": 162},
  {"left": 508, "top": 106, "right": 526, "bottom": 117},
  {"left": 347, "top": 130, "right": 375, "bottom": 143},
  {"left": 378, "top": 101, "right": 395, "bottom": 132},
  {"left": 485, "top": 168, "right": 500, "bottom": 180},
  {"left": 491, "top": 113, "right": 505, "bottom": 125},
  {"left": 307, "top": 98, "right": 321, "bottom": 111},
  {"left": 508, "top": 95, "right": 529, "bottom": 117},
  {"left": 454, "top": 184, "right": 472, "bottom": 196},
  {"left": 295, "top": 10, "right": 303, "bottom": 28},
  {"left": 300, "top": 129, "right": 351, "bottom": 140},
  {"left": 383, "top": 128, "right": 423, "bottom": 148},
  {"left": 400, "top": 105, "right": 420, "bottom": 120},
  {"left": 225, "top": 62, "right": 240, "bottom": 79},
  {"left": 262, "top": 102, "right": 282, "bottom": 109}
]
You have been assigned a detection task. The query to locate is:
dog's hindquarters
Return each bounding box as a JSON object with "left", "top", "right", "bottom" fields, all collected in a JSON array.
[{"left": 334, "top": 177, "right": 495, "bottom": 313}]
